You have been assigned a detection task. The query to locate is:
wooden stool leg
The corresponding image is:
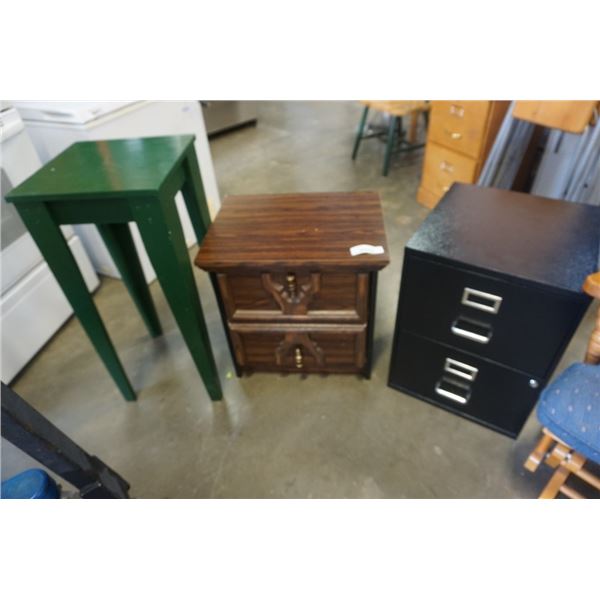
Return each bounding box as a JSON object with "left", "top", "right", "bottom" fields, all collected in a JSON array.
[
  {"left": 97, "top": 223, "right": 162, "bottom": 338},
  {"left": 540, "top": 465, "right": 570, "bottom": 499},
  {"left": 181, "top": 146, "right": 212, "bottom": 245},
  {"left": 132, "top": 195, "right": 223, "bottom": 401},
  {"left": 16, "top": 204, "right": 136, "bottom": 401},
  {"left": 382, "top": 115, "right": 398, "bottom": 176},
  {"left": 524, "top": 430, "right": 555, "bottom": 472},
  {"left": 352, "top": 106, "right": 369, "bottom": 160},
  {"left": 408, "top": 111, "right": 419, "bottom": 144}
]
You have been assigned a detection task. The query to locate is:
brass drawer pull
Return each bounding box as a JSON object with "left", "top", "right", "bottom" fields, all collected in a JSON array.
[
  {"left": 439, "top": 160, "right": 454, "bottom": 173},
  {"left": 261, "top": 272, "right": 321, "bottom": 314},
  {"left": 286, "top": 273, "right": 297, "bottom": 296},
  {"left": 445, "top": 130, "right": 462, "bottom": 140},
  {"left": 461, "top": 287, "right": 503, "bottom": 314},
  {"left": 449, "top": 104, "right": 465, "bottom": 118},
  {"left": 295, "top": 347, "right": 303, "bottom": 369}
]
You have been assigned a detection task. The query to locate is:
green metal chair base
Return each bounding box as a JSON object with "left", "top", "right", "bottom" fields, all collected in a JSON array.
[
  {"left": 352, "top": 106, "right": 426, "bottom": 176},
  {"left": 6, "top": 135, "right": 223, "bottom": 402}
]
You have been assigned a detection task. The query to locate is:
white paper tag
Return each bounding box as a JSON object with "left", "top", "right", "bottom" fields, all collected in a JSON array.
[{"left": 349, "top": 244, "right": 385, "bottom": 256}]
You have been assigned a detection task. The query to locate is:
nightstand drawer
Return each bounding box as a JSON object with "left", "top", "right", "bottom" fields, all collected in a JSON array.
[
  {"left": 399, "top": 253, "right": 586, "bottom": 377},
  {"left": 216, "top": 271, "right": 369, "bottom": 323},
  {"left": 420, "top": 142, "right": 478, "bottom": 198},
  {"left": 389, "top": 331, "right": 540, "bottom": 437},
  {"left": 428, "top": 101, "right": 490, "bottom": 158},
  {"left": 229, "top": 325, "right": 367, "bottom": 373}
]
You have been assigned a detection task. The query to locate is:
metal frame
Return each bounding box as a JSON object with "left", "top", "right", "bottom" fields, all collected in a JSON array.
[
  {"left": 1, "top": 382, "right": 130, "bottom": 499},
  {"left": 352, "top": 106, "right": 427, "bottom": 176}
]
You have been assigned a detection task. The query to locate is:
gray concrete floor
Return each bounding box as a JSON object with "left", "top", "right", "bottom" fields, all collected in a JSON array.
[{"left": 2, "top": 101, "right": 596, "bottom": 498}]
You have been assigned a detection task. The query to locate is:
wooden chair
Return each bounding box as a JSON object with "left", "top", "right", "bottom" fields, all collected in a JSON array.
[
  {"left": 351, "top": 101, "right": 430, "bottom": 176},
  {"left": 524, "top": 272, "right": 600, "bottom": 498}
]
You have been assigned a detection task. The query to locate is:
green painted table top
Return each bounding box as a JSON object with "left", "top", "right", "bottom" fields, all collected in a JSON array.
[{"left": 6, "top": 135, "right": 195, "bottom": 203}]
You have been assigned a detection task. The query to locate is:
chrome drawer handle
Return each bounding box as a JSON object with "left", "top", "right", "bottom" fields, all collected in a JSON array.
[
  {"left": 435, "top": 380, "right": 470, "bottom": 405},
  {"left": 451, "top": 318, "right": 492, "bottom": 344},
  {"left": 444, "top": 358, "right": 478, "bottom": 382},
  {"left": 461, "top": 287, "right": 503, "bottom": 314}
]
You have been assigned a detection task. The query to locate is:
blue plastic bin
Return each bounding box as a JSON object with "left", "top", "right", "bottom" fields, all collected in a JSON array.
[{"left": 1, "top": 468, "right": 60, "bottom": 499}]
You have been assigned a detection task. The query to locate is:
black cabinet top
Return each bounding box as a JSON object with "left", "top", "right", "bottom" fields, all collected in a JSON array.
[{"left": 407, "top": 184, "right": 600, "bottom": 293}]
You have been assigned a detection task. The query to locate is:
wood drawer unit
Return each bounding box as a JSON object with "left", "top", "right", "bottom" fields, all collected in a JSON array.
[
  {"left": 417, "top": 101, "right": 509, "bottom": 209},
  {"left": 389, "top": 184, "right": 600, "bottom": 438},
  {"left": 420, "top": 142, "right": 478, "bottom": 200},
  {"left": 195, "top": 192, "right": 389, "bottom": 377},
  {"left": 427, "top": 101, "right": 491, "bottom": 158}
]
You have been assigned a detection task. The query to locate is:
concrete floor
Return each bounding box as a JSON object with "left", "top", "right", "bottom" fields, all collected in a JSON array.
[{"left": 2, "top": 101, "right": 596, "bottom": 498}]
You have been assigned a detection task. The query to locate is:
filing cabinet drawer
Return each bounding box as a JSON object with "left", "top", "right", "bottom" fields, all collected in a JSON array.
[
  {"left": 417, "top": 185, "right": 441, "bottom": 210},
  {"left": 216, "top": 271, "right": 368, "bottom": 323},
  {"left": 420, "top": 142, "right": 478, "bottom": 199},
  {"left": 399, "top": 253, "right": 587, "bottom": 377},
  {"left": 229, "top": 325, "right": 367, "bottom": 373},
  {"left": 389, "top": 330, "right": 540, "bottom": 437},
  {"left": 428, "top": 101, "right": 490, "bottom": 158}
]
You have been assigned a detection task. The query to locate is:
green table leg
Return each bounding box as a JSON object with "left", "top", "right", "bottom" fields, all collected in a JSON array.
[
  {"left": 383, "top": 115, "right": 398, "bottom": 176},
  {"left": 352, "top": 105, "right": 369, "bottom": 160},
  {"left": 16, "top": 204, "right": 136, "bottom": 401},
  {"left": 131, "top": 195, "right": 223, "bottom": 401},
  {"left": 97, "top": 223, "right": 162, "bottom": 338},
  {"left": 181, "top": 146, "right": 212, "bottom": 245}
]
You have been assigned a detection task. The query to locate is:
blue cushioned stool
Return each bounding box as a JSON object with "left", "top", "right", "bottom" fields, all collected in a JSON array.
[
  {"left": 537, "top": 364, "right": 600, "bottom": 464},
  {"left": 524, "top": 272, "right": 600, "bottom": 499}
]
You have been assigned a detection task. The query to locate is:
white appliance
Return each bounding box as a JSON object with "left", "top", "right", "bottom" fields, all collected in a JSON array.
[
  {"left": 15, "top": 101, "right": 222, "bottom": 283},
  {"left": 1, "top": 105, "right": 99, "bottom": 383},
  {"left": 201, "top": 101, "right": 258, "bottom": 135}
]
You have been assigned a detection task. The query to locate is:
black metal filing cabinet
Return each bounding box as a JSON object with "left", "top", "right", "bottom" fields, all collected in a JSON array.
[{"left": 388, "top": 183, "right": 600, "bottom": 438}]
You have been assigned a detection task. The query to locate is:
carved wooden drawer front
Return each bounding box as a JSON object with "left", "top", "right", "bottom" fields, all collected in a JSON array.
[
  {"left": 217, "top": 271, "right": 368, "bottom": 322},
  {"left": 229, "top": 325, "right": 367, "bottom": 373}
]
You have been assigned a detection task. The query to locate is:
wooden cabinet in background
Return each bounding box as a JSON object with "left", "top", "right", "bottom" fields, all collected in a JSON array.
[
  {"left": 195, "top": 192, "right": 389, "bottom": 377},
  {"left": 417, "top": 101, "right": 510, "bottom": 208}
]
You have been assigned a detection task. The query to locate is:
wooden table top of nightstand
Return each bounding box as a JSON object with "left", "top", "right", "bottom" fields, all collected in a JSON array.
[{"left": 195, "top": 191, "right": 390, "bottom": 271}]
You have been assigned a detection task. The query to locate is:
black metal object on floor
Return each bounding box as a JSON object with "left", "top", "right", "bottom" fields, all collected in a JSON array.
[{"left": 1, "top": 382, "right": 130, "bottom": 499}]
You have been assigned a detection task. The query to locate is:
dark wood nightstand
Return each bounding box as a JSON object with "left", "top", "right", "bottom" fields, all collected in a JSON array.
[
  {"left": 388, "top": 183, "right": 600, "bottom": 438},
  {"left": 195, "top": 192, "right": 389, "bottom": 376}
]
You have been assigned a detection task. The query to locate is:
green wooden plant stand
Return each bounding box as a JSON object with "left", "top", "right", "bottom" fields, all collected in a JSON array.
[{"left": 6, "top": 135, "right": 223, "bottom": 402}]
